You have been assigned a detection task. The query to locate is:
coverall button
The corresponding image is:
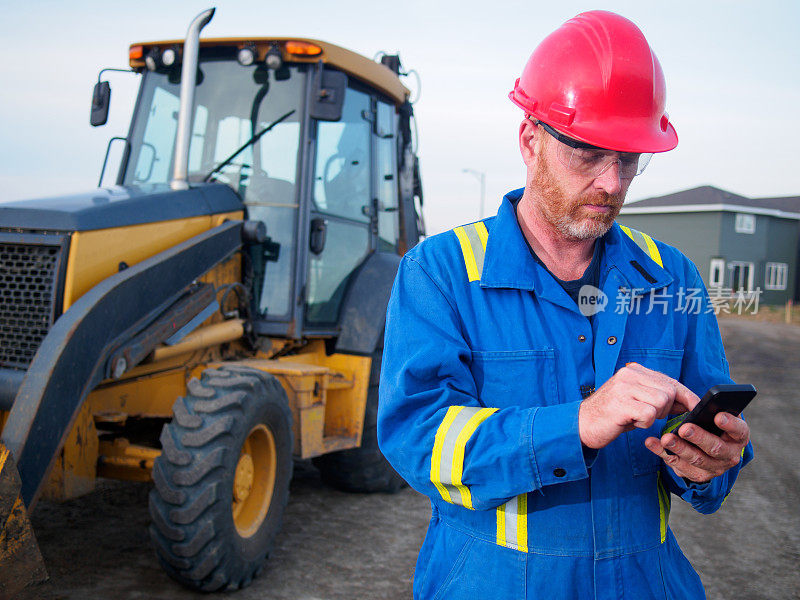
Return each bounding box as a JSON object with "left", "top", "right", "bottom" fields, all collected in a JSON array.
[
  {"left": 607, "top": 336, "right": 617, "bottom": 345},
  {"left": 553, "top": 468, "right": 567, "bottom": 477},
  {"left": 578, "top": 334, "right": 586, "bottom": 342}
]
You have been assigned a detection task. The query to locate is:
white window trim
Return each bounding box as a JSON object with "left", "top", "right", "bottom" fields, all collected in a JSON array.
[
  {"left": 709, "top": 258, "right": 725, "bottom": 287},
  {"left": 765, "top": 262, "right": 788, "bottom": 291},
  {"left": 735, "top": 213, "right": 756, "bottom": 234},
  {"left": 728, "top": 261, "right": 755, "bottom": 291}
]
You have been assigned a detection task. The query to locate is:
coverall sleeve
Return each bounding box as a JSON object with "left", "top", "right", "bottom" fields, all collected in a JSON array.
[
  {"left": 377, "top": 255, "right": 590, "bottom": 511},
  {"left": 661, "top": 265, "right": 754, "bottom": 513}
]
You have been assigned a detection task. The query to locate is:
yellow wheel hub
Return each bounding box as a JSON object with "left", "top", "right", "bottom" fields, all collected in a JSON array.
[
  {"left": 232, "top": 424, "right": 277, "bottom": 538},
  {"left": 234, "top": 455, "right": 254, "bottom": 502}
]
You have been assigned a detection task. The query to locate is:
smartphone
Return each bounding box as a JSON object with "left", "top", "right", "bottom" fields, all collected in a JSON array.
[{"left": 678, "top": 383, "right": 757, "bottom": 437}]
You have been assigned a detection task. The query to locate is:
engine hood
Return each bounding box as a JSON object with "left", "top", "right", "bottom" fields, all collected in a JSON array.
[{"left": 0, "top": 183, "right": 243, "bottom": 232}]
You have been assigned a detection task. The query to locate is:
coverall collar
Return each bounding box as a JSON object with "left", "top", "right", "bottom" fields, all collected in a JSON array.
[{"left": 480, "top": 188, "right": 673, "bottom": 296}]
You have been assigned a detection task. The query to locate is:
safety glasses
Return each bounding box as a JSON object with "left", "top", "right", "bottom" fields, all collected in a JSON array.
[{"left": 533, "top": 119, "right": 652, "bottom": 179}]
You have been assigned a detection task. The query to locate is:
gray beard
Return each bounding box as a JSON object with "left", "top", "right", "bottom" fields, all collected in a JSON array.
[{"left": 544, "top": 206, "right": 615, "bottom": 241}]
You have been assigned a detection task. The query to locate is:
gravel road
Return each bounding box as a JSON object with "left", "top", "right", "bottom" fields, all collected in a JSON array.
[{"left": 16, "top": 318, "right": 800, "bottom": 600}]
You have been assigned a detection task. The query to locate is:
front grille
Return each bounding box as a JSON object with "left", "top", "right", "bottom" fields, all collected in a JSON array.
[{"left": 0, "top": 237, "right": 67, "bottom": 369}]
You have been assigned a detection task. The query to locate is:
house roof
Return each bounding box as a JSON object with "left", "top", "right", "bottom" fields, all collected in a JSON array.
[
  {"left": 621, "top": 185, "right": 800, "bottom": 220},
  {"left": 751, "top": 195, "right": 800, "bottom": 213}
]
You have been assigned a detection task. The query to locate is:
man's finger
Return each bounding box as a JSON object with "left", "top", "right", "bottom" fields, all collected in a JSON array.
[
  {"left": 676, "top": 423, "right": 743, "bottom": 466},
  {"left": 648, "top": 435, "right": 716, "bottom": 483},
  {"left": 645, "top": 436, "right": 665, "bottom": 456},
  {"left": 676, "top": 423, "right": 720, "bottom": 456},
  {"left": 671, "top": 381, "right": 700, "bottom": 413},
  {"left": 646, "top": 435, "right": 687, "bottom": 463},
  {"left": 622, "top": 363, "right": 697, "bottom": 414},
  {"left": 645, "top": 436, "right": 674, "bottom": 461},
  {"left": 715, "top": 412, "right": 750, "bottom": 444},
  {"left": 664, "top": 431, "right": 718, "bottom": 468},
  {"left": 645, "top": 436, "right": 694, "bottom": 473},
  {"left": 631, "top": 385, "right": 673, "bottom": 420},
  {"left": 627, "top": 398, "right": 658, "bottom": 429}
]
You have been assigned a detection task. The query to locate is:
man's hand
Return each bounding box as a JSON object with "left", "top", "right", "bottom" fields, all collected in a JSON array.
[
  {"left": 579, "top": 362, "right": 700, "bottom": 449},
  {"left": 644, "top": 413, "right": 750, "bottom": 483}
]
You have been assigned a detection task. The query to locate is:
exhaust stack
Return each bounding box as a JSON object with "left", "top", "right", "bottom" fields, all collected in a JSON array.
[{"left": 170, "top": 7, "right": 215, "bottom": 191}]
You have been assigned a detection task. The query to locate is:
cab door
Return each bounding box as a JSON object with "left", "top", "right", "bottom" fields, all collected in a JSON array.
[{"left": 304, "top": 84, "right": 401, "bottom": 331}]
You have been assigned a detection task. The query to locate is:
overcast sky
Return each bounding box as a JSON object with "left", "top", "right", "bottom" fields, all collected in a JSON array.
[{"left": 1, "top": 0, "right": 798, "bottom": 235}]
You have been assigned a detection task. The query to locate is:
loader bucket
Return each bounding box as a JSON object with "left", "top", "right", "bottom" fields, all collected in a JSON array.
[{"left": 0, "top": 443, "right": 47, "bottom": 599}]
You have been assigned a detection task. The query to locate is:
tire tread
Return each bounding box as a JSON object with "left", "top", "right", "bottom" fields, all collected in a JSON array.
[{"left": 148, "top": 366, "right": 293, "bottom": 592}]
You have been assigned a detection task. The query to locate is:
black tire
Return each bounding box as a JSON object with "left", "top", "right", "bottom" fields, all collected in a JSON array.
[
  {"left": 312, "top": 344, "right": 407, "bottom": 493},
  {"left": 148, "top": 367, "right": 293, "bottom": 592}
]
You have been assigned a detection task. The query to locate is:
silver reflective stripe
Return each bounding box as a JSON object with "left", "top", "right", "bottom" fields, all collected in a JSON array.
[
  {"left": 623, "top": 225, "right": 649, "bottom": 256},
  {"left": 496, "top": 493, "right": 528, "bottom": 552},
  {"left": 504, "top": 495, "right": 519, "bottom": 547},
  {"left": 437, "top": 407, "right": 481, "bottom": 494},
  {"left": 453, "top": 222, "right": 489, "bottom": 282},
  {"left": 621, "top": 225, "right": 664, "bottom": 268},
  {"left": 462, "top": 224, "right": 486, "bottom": 278},
  {"left": 430, "top": 405, "right": 497, "bottom": 509}
]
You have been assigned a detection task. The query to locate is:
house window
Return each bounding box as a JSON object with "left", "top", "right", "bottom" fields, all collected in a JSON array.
[
  {"left": 765, "top": 262, "right": 788, "bottom": 290},
  {"left": 729, "top": 261, "right": 755, "bottom": 291},
  {"left": 709, "top": 258, "right": 725, "bottom": 287},
  {"left": 735, "top": 213, "right": 755, "bottom": 234}
]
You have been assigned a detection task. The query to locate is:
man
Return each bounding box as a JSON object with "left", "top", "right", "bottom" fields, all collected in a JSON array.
[{"left": 377, "top": 10, "right": 753, "bottom": 600}]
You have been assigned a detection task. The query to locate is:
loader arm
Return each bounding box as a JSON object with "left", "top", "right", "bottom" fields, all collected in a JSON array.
[
  {"left": 0, "top": 446, "right": 46, "bottom": 599},
  {"left": 0, "top": 220, "right": 243, "bottom": 510}
]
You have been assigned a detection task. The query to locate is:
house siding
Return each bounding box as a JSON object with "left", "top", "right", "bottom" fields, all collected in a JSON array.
[
  {"left": 763, "top": 218, "right": 799, "bottom": 304},
  {"left": 617, "top": 211, "right": 797, "bottom": 305}
]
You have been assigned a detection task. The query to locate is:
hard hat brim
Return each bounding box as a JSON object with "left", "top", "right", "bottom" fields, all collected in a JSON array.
[{"left": 510, "top": 91, "right": 678, "bottom": 154}]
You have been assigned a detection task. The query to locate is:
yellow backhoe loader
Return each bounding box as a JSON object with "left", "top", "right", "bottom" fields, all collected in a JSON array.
[{"left": 0, "top": 8, "right": 423, "bottom": 595}]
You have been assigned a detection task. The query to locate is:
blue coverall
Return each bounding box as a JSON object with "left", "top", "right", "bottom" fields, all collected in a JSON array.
[{"left": 378, "top": 189, "right": 754, "bottom": 599}]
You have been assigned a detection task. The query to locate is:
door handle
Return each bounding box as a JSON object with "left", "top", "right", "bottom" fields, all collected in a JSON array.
[{"left": 310, "top": 217, "right": 328, "bottom": 255}]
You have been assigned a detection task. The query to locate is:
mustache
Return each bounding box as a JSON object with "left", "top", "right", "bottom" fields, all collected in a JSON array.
[{"left": 578, "top": 194, "right": 623, "bottom": 208}]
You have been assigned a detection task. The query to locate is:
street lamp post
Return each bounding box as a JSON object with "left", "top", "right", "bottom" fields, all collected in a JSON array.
[{"left": 462, "top": 168, "right": 486, "bottom": 221}]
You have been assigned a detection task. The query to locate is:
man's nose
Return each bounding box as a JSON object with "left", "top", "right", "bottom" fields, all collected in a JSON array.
[{"left": 593, "top": 160, "right": 623, "bottom": 195}]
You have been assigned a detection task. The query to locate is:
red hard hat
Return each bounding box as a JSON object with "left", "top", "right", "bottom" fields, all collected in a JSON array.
[{"left": 509, "top": 10, "right": 678, "bottom": 153}]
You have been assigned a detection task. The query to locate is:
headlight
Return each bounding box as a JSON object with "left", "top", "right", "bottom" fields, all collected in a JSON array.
[
  {"left": 237, "top": 45, "right": 256, "bottom": 66},
  {"left": 265, "top": 45, "right": 283, "bottom": 70}
]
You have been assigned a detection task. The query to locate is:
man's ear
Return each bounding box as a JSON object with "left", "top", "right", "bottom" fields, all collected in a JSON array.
[{"left": 519, "top": 118, "right": 541, "bottom": 168}]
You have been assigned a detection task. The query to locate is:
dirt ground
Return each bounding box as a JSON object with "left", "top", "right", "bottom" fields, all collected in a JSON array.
[{"left": 15, "top": 318, "right": 800, "bottom": 600}]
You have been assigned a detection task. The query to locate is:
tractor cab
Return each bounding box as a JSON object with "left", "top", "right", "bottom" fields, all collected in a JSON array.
[{"left": 116, "top": 37, "right": 423, "bottom": 340}]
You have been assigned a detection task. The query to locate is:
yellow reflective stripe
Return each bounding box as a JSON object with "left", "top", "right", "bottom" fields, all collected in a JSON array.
[
  {"left": 454, "top": 227, "right": 480, "bottom": 282},
  {"left": 657, "top": 473, "right": 671, "bottom": 543},
  {"left": 431, "top": 406, "right": 498, "bottom": 508},
  {"left": 621, "top": 225, "right": 664, "bottom": 269},
  {"left": 640, "top": 231, "right": 664, "bottom": 268},
  {"left": 464, "top": 225, "right": 487, "bottom": 279},
  {"left": 450, "top": 407, "right": 498, "bottom": 509},
  {"left": 517, "top": 493, "right": 528, "bottom": 552},
  {"left": 430, "top": 406, "right": 463, "bottom": 504},
  {"left": 475, "top": 221, "right": 489, "bottom": 250},
  {"left": 496, "top": 494, "right": 528, "bottom": 552},
  {"left": 623, "top": 226, "right": 648, "bottom": 257},
  {"left": 496, "top": 501, "right": 507, "bottom": 547},
  {"left": 661, "top": 414, "right": 686, "bottom": 435},
  {"left": 454, "top": 222, "right": 489, "bottom": 282}
]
